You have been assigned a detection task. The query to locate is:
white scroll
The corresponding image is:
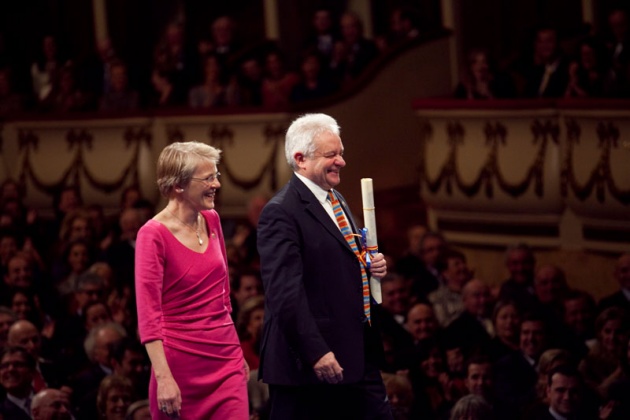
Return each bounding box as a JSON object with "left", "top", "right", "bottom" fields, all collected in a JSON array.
[{"left": 361, "top": 178, "right": 382, "bottom": 303}]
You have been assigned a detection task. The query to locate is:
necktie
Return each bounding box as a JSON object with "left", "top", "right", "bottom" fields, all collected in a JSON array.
[{"left": 328, "top": 190, "right": 371, "bottom": 324}]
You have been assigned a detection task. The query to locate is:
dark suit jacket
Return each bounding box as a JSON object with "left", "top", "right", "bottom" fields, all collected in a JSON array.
[
  {"left": 0, "top": 397, "right": 31, "bottom": 420},
  {"left": 444, "top": 311, "right": 492, "bottom": 358},
  {"left": 598, "top": 290, "right": 630, "bottom": 313},
  {"left": 494, "top": 351, "right": 538, "bottom": 415},
  {"left": 257, "top": 175, "right": 380, "bottom": 386}
]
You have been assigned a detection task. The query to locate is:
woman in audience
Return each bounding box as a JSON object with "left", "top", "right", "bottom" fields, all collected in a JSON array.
[
  {"left": 261, "top": 50, "right": 299, "bottom": 108},
  {"left": 97, "top": 374, "right": 135, "bottom": 420},
  {"left": 487, "top": 300, "right": 521, "bottom": 361},
  {"left": 454, "top": 48, "right": 516, "bottom": 99},
  {"left": 579, "top": 306, "right": 630, "bottom": 392},
  {"left": 236, "top": 294, "right": 264, "bottom": 371}
]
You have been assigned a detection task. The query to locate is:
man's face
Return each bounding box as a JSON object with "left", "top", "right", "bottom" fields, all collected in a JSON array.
[
  {"left": 405, "top": 304, "right": 437, "bottom": 341},
  {"left": 563, "top": 297, "right": 593, "bottom": 336},
  {"left": 421, "top": 236, "right": 444, "bottom": 267},
  {"left": 466, "top": 362, "right": 493, "bottom": 397},
  {"left": 506, "top": 249, "right": 534, "bottom": 284},
  {"left": 534, "top": 266, "right": 566, "bottom": 304},
  {"left": 94, "top": 328, "right": 122, "bottom": 366},
  {"left": 75, "top": 283, "right": 104, "bottom": 310},
  {"left": 234, "top": 275, "right": 261, "bottom": 307},
  {"left": 442, "top": 257, "right": 470, "bottom": 289},
  {"left": 6, "top": 256, "right": 33, "bottom": 288},
  {"left": 463, "top": 280, "right": 490, "bottom": 318},
  {"left": 0, "top": 313, "right": 14, "bottom": 346},
  {"left": 8, "top": 322, "right": 41, "bottom": 358},
  {"left": 0, "top": 352, "right": 33, "bottom": 394},
  {"left": 615, "top": 254, "right": 630, "bottom": 289},
  {"left": 116, "top": 349, "right": 146, "bottom": 381},
  {"left": 520, "top": 320, "right": 546, "bottom": 359},
  {"left": 32, "top": 389, "right": 72, "bottom": 420},
  {"left": 381, "top": 279, "right": 408, "bottom": 316},
  {"left": 546, "top": 373, "right": 580, "bottom": 416},
  {"left": 298, "top": 131, "right": 345, "bottom": 190}
]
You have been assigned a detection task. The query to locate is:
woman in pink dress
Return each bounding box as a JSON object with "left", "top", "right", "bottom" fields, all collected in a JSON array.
[{"left": 135, "top": 141, "right": 249, "bottom": 419}]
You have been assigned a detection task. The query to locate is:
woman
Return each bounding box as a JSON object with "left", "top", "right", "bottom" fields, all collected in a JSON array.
[
  {"left": 97, "top": 374, "right": 135, "bottom": 420},
  {"left": 579, "top": 306, "right": 630, "bottom": 392},
  {"left": 487, "top": 300, "right": 520, "bottom": 361},
  {"left": 453, "top": 48, "right": 516, "bottom": 100},
  {"left": 135, "top": 141, "right": 248, "bottom": 419},
  {"left": 236, "top": 294, "right": 264, "bottom": 370}
]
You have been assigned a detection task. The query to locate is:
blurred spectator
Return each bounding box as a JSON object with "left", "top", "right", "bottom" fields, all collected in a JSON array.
[
  {"left": 464, "top": 355, "right": 494, "bottom": 402},
  {"left": 152, "top": 21, "right": 193, "bottom": 103},
  {"left": 31, "top": 388, "right": 73, "bottom": 420},
  {"left": 409, "top": 338, "right": 454, "bottom": 419},
  {"left": 338, "top": 12, "right": 378, "bottom": 81},
  {"left": 0, "top": 67, "right": 25, "bottom": 115},
  {"left": 454, "top": 48, "right": 517, "bottom": 99},
  {"left": 30, "top": 35, "right": 68, "bottom": 101},
  {"left": 428, "top": 248, "right": 473, "bottom": 327},
  {"left": 99, "top": 60, "right": 139, "bottom": 112},
  {"left": 377, "top": 7, "right": 421, "bottom": 51},
  {"left": 146, "top": 68, "right": 185, "bottom": 108},
  {"left": 0, "top": 305, "right": 17, "bottom": 348},
  {"left": 0, "top": 346, "right": 36, "bottom": 419},
  {"left": 598, "top": 253, "right": 630, "bottom": 313},
  {"left": 230, "top": 267, "right": 262, "bottom": 321},
  {"left": 449, "top": 394, "right": 494, "bottom": 420},
  {"left": 188, "top": 54, "right": 239, "bottom": 108},
  {"left": 601, "top": 8, "right": 630, "bottom": 96},
  {"left": 237, "top": 56, "right": 263, "bottom": 106},
  {"left": 229, "top": 194, "right": 268, "bottom": 268},
  {"left": 565, "top": 36, "right": 612, "bottom": 97},
  {"left": 579, "top": 306, "right": 629, "bottom": 391},
  {"left": 125, "top": 399, "right": 150, "bottom": 420},
  {"left": 105, "top": 208, "right": 142, "bottom": 291},
  {"left": 487, "top": 300, "right": 520, "bottom": 361},
  {"left": 236, "top": 295, "right": 264, "bottom": 371},
  {"left": 405, "top": 302, "right": 439, "bottom": 344},
  {"left": 95, "top": 374, "right": 134, "bottom": 420},
  {"left": 397, "top": 229, "right": 446, "bottom": 302},
  {"left": 79, "top": 37, "right": 118, "bottom": 104},
  {"left": 303, "top": 9, "right": 339, "bottom": 65},
  {"left": 205, "top": 16, "right": 243, "bottom": 74},
  {"left": 109, "top": 337, "right": 149, "bottom": 400},
  {"left": 40, "top": 63, "right": 89, "bottom": 113},
  {"left": 498, "top": 243, "right": 537, "bottom": 312},
  {"left": 290, "top": 51, "right": 336, "bottom": 103},
  {"left": 562, "top": 289, "right": 597, "bottom": 350},
  {"left": 519, "top": 26, "right": 569, "bottom": 98},
  {"left": 382, "top": 372, "right": 414, "bottom": 420},
  {"left": 261, "top": 50, "right": 299, "bottom": 108}
]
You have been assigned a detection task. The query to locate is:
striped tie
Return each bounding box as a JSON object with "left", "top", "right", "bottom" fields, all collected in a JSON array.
[{"left": 328, "top": 190, "right": 371, "bottom": 324}]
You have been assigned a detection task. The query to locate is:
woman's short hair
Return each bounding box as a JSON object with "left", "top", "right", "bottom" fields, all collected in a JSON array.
[
  {"left": 284, "top": 113, "right": 340, "bottom": 171},
  {"left": 236, "top": 295, "right": 264, "bottom": 340},
  {"left": 96, "top": 374, "right": 134, "bottom": 417},
  {"left": 595, "top": 306, "right": 630, "bottom": 335},
  {"left": 156, "top": 141, "right": 221, "bottom": 197}
]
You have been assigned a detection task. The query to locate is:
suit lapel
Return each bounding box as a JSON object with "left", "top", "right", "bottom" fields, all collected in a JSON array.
[{"left": 290, "top": 175, "right": 354, "bottom": 254}]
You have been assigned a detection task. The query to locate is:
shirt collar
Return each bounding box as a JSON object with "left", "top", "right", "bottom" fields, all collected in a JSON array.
[
  {"left": 295, "top": 172, "right": 330, "bottom": 205},
  {"left": 549, "top": 407, "right": 568, "bottom": 420}
]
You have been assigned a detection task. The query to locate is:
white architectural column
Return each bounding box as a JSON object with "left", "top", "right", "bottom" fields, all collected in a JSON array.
[
  {"left": 440, "top": 0, "right": 460, "bottom": 88},
  {"left": 347, "top": 0, "right": 373, "bottom": 38},
  {"left": 92, "top": 0, "right": 108, "bottom": 43},
  {"left": 582, "top": 0, "right": 594, "bottom": 26},
  {"left": 263, "top": 0, "right": 280, "bottom": 40}
]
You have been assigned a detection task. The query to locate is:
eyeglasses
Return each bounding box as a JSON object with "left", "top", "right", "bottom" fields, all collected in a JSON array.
[{"left": 191, "top": 172, "right": 221, "bottom": 184}]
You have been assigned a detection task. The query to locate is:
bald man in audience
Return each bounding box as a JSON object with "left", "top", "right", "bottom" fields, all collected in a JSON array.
[
  {"left": 31, "top": 388, "right": 73, "bottom": 420},
  {"left": 8, "top": 319, "right": 61, "bottom": 390},
  {"left": 404, "top": 302, "right": 439, "bottom": 344}
]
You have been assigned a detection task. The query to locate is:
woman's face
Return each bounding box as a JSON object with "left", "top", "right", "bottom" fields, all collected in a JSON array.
[
  {"left": 68, "top": 243, "right": 89, "bottom": 273},
  {"left": 420, "top": 348, "right": 443, "bottom": 378},
  {"left": 12, "top": 292, "right": 32, "bottom": 319},
  {"left": 70, "top": 217, "right": 91, "bottom": 241},
  {"left": 495, "top": 304, "right": 520, "bottom": 341},
  {"left": 600, "top": 319, "right": 626, "bottom": 355},
  {"left": 247, "top": 308, "right": 264, "bottom": 339},
  {"left": 580, "top": 44, "right": 596, "bottom": 70},
  {"left": 104, "top": 388, "right": 132, "bottom": 420},
  {"left": 182, "top": 160, "right": 220, "bottom": 211},
  {"left": 471, "top": 53, "right": 489, "bottom": 80}
]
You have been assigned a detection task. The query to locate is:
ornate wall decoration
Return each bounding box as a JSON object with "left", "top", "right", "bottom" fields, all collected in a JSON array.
[
  {"left": 563, "top": 119, "right": 630, "bottom": 204},
  {"left": 421, "top": 118, "right": 557, "bottom": 198},
  {"left": 208, "top": 123, "right": 285, "bottom": 191},
  {"left": 18, "top": 126, "right": 151, "bottom": 197}
]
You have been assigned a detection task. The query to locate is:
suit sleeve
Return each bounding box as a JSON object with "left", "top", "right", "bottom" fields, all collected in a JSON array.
[{"left": 258, "top": 202, "right": 330, "bottom": 365}]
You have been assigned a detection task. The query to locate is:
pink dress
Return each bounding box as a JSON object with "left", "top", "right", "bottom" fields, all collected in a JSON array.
[{"left": 135, "top": 210, "right": 248, "bottom": 419}]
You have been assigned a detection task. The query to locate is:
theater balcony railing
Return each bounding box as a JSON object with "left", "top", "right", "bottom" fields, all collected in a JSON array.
[{"left": 413, "top": 98, "right": 630, "bottom": 254}]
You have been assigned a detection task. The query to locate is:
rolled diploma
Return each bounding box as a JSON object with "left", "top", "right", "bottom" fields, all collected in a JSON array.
[{"left": 361, "top": 178, "right": 382, "bottom": 303}]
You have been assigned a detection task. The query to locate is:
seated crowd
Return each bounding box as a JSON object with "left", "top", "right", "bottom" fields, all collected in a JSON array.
[{"left": 0, "top": 174, "right": 628, "bottom": 420}]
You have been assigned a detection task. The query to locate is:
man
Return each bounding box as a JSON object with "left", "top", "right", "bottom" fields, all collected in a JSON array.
[
  {"left": 404, "top": 302, "right": 439, "bottom": 344},
  {"left": 495, "top": 314, "right": 548, "bottom": 416},
  {"left": 31, "top": 388, "right": 73, "bottom": 420},
  {"left": 498, "top": 242, "right": 536, "bottom": 311},
  {"left": 0, "top": 346, "right": 36, "bottom": 419},
  {"left": 230, "top": 267, "right": 263, "bottom": 321},
  {"left": 257, "top": 113, "right": 392, "bottom": 419},
  {"left": 445, "top": 278, "right": 493, "bottom": 358},
  {"left": 598, "top": 253, "right": 630, "bottom": 312},
  {"left": 464, "top": 356, "right": 493, "bottom": 401},
  {"left": 428, "top": 248, "right": 472, "bottom": 327},
  {"left": 524, "top": 365, "right": 590, "bottom": 420},
  {"left": 109, "top": 336, "right": 149, "bottom": 399},
  {"left": 7, "top": 319, "right": 61, "bottom": 390},
  {"left": 0, "top": 305, "right": 17, "bottom": 348}
]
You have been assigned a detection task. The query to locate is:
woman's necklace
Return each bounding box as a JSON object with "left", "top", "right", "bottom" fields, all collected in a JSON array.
[{"left": 167, "top": 209, "right": 203, "bottom": 245}]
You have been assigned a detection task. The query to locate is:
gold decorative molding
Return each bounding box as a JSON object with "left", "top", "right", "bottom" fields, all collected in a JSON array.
[{"left": 563, "top": 119, "right": 630, "bottom": 204}]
